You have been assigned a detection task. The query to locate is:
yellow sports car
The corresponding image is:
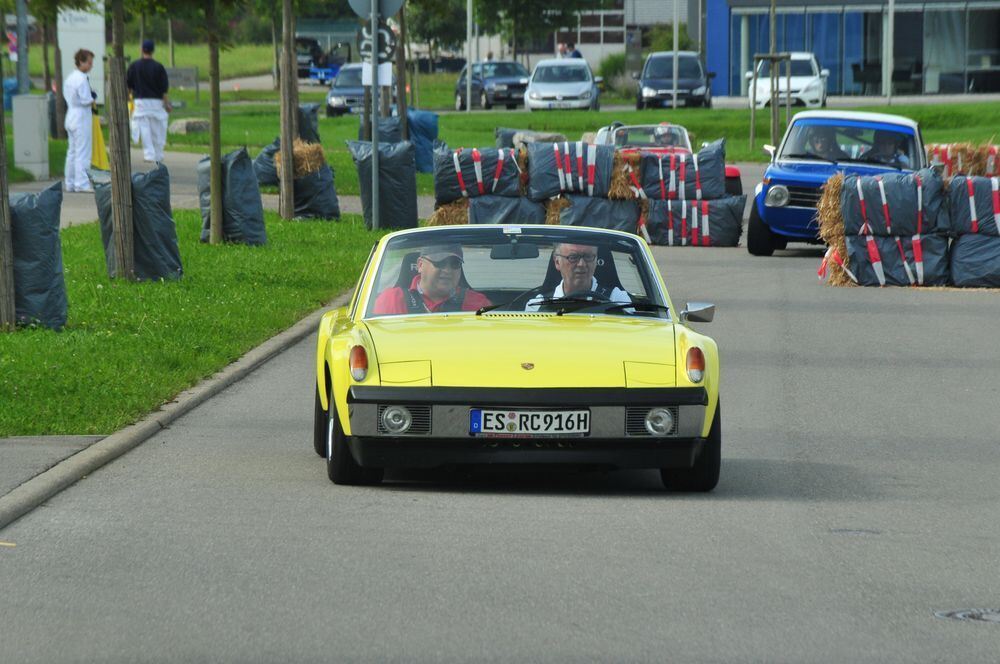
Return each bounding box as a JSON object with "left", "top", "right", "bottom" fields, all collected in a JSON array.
[{"left": 312, "top": 225, "right": 721, "bottom": 490}]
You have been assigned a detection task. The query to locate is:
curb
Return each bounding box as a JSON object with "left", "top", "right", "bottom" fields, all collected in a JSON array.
[{"left": 0, "top": 293, "right": 350, "bottom": 531}]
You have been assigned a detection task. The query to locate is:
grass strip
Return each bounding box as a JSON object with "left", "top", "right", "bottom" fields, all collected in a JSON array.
[{"left": 0, "top": 210, "right": 382, "bottom": 436}]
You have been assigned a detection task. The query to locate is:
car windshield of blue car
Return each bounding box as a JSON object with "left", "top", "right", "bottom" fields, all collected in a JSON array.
[
  {"left": 645, "top": 56, "right": 702, "bottom": 79},
  {"left": 365, "top": 231, "right": 666, "bottom": 319},
  {"left": 780, "top": 122, "right": 918, "bottom": 168},
  {"left": 756, "top": 59, "right": 816, "bottom": 77},
  {"left": 533, "top": 66, "right": 591, "bottom": 83},
  {"left": 481, "top": 62, "right": 529, "bottom": 78},
  {"left": 334, "top": 68, "right": 362, "bottom": 87}
]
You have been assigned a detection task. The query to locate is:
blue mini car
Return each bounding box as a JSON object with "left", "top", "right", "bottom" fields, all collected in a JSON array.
[{"left": 748, "top": 111, "right": 927, "bottom": 256}]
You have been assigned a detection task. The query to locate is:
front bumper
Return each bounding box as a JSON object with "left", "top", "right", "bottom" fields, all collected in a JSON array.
[
  {"left": 526, "top": 97, "right": 592, "bottom": 110},
  {"left": 345, "top": 386, "right": 709, "bottom": 469},
  {"left": 487, "top": 88, "right": 525, "bottom": 104},
  {"left": 752, "top": 91, "right": 822, "bottom": 109},
  {"left": 642, "top": 92, "right": 703, "bottom": 107}
]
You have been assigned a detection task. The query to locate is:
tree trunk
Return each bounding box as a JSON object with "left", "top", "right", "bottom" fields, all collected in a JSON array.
[
  {"left": 168, "top": 19, "right": 175, "bottom": 68},
  {"left": 108, "top": 0, "right": 135, "bottom": 280},
  {"left": 278, "top": 0, "right": 295, "bottom": 220},
  {"left": 396, "top": 9, "right": 408, "bottom": 140},
  {"left": 0, "top": 56, "right": 15, "bottom": 330},
  {"left": 206, "top": 1, "right": 223, "bottom": 244},
  {"left": 42, "top": 22, "right": 52, "bottom": 94},
  {"left": 271, "top": 16, "right": 279, "bottom": 91},
  {"left": 54, "top": 34, "right": 67, "bottom": 140}
]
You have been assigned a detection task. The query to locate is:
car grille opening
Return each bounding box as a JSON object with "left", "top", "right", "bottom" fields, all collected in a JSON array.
[
  {"left": 377, "top": 405, "right": 431, "bottom": 435},
  {"left": 786, "top": 186, "right": 822, "bottom": 208},
  {"left": 625, "top": 406, "right": 679, "bottom": 437}
]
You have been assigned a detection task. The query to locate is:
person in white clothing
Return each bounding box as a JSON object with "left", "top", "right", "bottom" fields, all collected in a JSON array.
[
  {"left": 126, "top": 39, "right": 171, "bottom": 162},
  {"left": 63, "top": 49, "right": 96, "bottom": 193},
  {"left": 525, "top": 243, "right": 631, "bottom": 311}
]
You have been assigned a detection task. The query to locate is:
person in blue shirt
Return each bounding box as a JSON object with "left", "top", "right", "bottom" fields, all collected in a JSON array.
[{"left": 861, "top": 130, "right": 911, "bottom": 168}]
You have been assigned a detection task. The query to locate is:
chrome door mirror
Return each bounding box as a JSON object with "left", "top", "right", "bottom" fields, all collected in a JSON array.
[
  {"left": 680, "top": 302, "right": 715, "bottom": 323},
  {"left": 763, "top": 144, "right": 776, "bottom": 161}
]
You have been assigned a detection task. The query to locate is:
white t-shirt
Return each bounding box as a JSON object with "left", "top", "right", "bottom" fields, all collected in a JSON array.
[{"left": 525, "top": 276, "right": 631, "bottom": 311}]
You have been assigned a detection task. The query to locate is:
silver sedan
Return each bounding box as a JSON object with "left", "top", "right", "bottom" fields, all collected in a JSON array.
[{"left": 526, "top": 59, "right": 602, "bottom": 111}]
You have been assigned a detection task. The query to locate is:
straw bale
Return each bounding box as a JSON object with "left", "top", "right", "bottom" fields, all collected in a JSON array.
[
  {"left": 608, "top": 151, "right": 640, "bottom": 200},
  {"left": 426, "top": 199, "right": 469, "bottom": 226},
  {"left": 580, "top": 132, "right": 597, "bottom": 144},
  {"left": 815, "top": 173, "right": 856, "bottom": 287},
  {"left": 517, "top": 147, "right": 529, "bottom": 196},
  {"left": 544, "top": 197, "right": 570, "bottom": 225},
  {"left": 274, "top": 138, "right": 326, "bottom": 179},
  {"left": 968, "top": 141, "right": 1000, "bottom": 177}
]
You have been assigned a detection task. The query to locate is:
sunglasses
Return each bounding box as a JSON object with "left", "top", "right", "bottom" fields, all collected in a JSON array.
[{"left": 427, "top": 257, "right": 463, "bottom": 270}]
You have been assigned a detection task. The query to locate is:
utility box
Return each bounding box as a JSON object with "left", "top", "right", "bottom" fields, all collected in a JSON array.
[{"left": 13, "top": 95, "right": 50, "bottom": 180}]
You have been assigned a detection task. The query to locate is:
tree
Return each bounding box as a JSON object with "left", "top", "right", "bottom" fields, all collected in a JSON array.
[
  {"left": 474, "top": 0, "right": 607, "bottom": 56},
  {"left": 409, "top": 0, "right": 468, "bottom": 53},
  {"left": 107, "top": 0, "right": 136, "bottom": 279}
]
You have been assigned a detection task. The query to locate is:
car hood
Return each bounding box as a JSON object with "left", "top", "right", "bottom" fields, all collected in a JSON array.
[
  {"left": 641, "top": 77, "right": 704, "bottom": 89},
  {"left": 767, "top": 159, "right": 908, "bottom": 186},
  {"left": 364, "top": 315, "right": 676, "bottom": 388}
]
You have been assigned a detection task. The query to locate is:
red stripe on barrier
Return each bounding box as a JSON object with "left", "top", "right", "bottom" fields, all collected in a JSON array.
[
  {"left": 472, "top": 149, "right": 485, "bottom": 194},
  {"left": 453, "top": 149, "right": 468, "bottom": 197},
  {"left": 492, "top": 149, "right": 505, "bottom": 192},
  {"left": 667, "top": 154, "right": 676, "bottom": 200}
]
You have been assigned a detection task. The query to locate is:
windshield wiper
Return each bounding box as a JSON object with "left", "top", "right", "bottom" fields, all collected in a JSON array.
[
  {"left": 598, "top": 301, "right": 670, "bottom": 315},
  {"left": 781, "top": 152, "right": 838, "bottom": 164}
]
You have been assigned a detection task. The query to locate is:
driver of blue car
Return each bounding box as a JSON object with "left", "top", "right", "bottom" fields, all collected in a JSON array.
[
  {"left": 805, "top": 126, "right": 848, "bottom": 162},
  {"left": 526, "top": 243, "right": 631, "bottom": 311}
]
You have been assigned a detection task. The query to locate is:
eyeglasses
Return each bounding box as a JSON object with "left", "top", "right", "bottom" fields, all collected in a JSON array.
[
  {"left": 555, "top": 253, "right": 597, "bottom": 265},
  {"left": 427, "top": 257, "right": 463, "bottom": 270}
]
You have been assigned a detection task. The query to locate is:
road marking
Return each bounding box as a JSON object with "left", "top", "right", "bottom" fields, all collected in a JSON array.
[{"left": 0, "top": 541, "right": 16, "bottom": 548}]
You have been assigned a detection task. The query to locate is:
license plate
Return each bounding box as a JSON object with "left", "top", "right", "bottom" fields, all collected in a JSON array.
[
  {"left": 548, "top": 101, "right": 574, "bottom": 109},
  {"left": 494, "top": 84, "right": 508, "bottom": 91},
  {"left": 470, "top": 409, "right": 590, "bottom": 436}
]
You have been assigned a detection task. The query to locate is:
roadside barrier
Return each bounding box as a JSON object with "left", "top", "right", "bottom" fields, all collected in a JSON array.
[
  {"left": 8, "top": 182, "right": 67, "bottom": 330},
  {"left": 197, "top": 147, "right": 268, "bottom": 244}
]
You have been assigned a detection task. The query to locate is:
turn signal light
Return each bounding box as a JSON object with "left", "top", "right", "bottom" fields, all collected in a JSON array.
[
  {"left": 349, "top": 345, "right": 368, "bottom": 382},
  {"left": 686, "top": 347, "right": 705, "bottom": 383}
]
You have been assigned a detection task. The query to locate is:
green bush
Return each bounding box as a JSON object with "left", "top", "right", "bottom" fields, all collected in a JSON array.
[
  {"left": 598, "top": 52, "right": 627, "bottom": 81},
  {"left": 646, "top": 23, "right": 694, "bottom": 53}
]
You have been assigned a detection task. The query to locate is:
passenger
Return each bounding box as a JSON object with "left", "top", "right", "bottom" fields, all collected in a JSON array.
[
  {"left": 372, "top": 245, "right": 491, "bottom": 315},
  {"left": 861, "top": 130, "right": 911, "bottom": 168},
  {"left": 526, "top": 243, "right": 631, "bottom": 310},
  {"left": 805, "top": 126, "right": 848, "bottom": 161}
]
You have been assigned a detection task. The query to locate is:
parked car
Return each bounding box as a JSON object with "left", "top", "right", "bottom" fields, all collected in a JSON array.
[
  {"left": 746, "top": 52, "right": 828, "bottom": 109},
  {"left": 312, "top": 224, "right": 721, "bottom": 491},
  {"left": 748, "top": 110, "right": 925, "bottom": 256},
  {"left": 635, "top": 51, "right": 715, "bottom": 109},
  {"left": 454, "top": 61, "right": 531, "bottom": 110},
  {"left": 593, "top": 122, "right": 744, "bottom": 196},
  {"left": 296, "top": 37, "right": 324, "bottom": 79},
  {"left": 526, "top": 59, "right": 602, "bottom": 111},
  {"left": 326, "top": 64, "right": 396, "bottom": 117}
]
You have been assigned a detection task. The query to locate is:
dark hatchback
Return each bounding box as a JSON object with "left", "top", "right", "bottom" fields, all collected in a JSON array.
[
  {"left": 635, "top": 51, "right": 715, "bottom": 110},
  {"left": 455, "top": 61, "right": 531, "bottom": 110}
]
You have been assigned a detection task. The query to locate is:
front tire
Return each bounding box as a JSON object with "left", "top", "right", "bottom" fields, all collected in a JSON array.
[
  {"left": 326, "top": 396, "right": 383, "bottom": 485},
  {"left": 506, "top": 103, "right": 517, "bottom": 110},
  {"left": 455, "top": 93, "right": 465, "bottom": 111},
  {"left": 313, "top": 385, "right": 327, "bottom": 457},
  {"left": 747, "top": 203, "right": 777, "bottom": 256},
  {"left": 661, "top": 401, "right": 721, "bottom": 492},
  {"left": 636, "top": 99, "right": 644, "bottom": 111},
  {"left": 480, "top": 91, "right": 492, "bottom": 110}
]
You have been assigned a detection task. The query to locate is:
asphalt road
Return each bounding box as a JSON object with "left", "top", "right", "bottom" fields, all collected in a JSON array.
[{"left": 2, "top": 246, "right": 1000, "bottom": 662}]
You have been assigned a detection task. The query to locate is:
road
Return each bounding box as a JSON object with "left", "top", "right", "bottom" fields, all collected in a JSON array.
[{"left": 2, "top": 243, "right": 999, "bottom": 662}]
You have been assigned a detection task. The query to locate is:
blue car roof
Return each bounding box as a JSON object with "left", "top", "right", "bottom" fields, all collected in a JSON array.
[{"left": 792, "top": 117, "right": 916, "bottom": 135}]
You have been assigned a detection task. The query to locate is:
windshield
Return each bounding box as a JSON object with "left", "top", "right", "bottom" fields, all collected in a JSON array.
[
  {"left": 533, "top": 65, "right": 591, "bottom": 84},
  {"left": 780, "top": 121, "right": 919, "bottom": 168},
  {"left": 477, "top": 62, "right": 529, "bottom": 78},
  {"left": 334, "top": 68, "right": 362, "bottom": 87},
  {"left": 757, "top": 59, "right": 816, "bottom": 77},
  {"left": 645, "top": 56, "right": 703, "bottom": 79},
  {"left": 364, "top": 229, "right": 665, "bottom": 319},
  {"left": 613, "top": 125, "right": 690, "bottom": 150}
]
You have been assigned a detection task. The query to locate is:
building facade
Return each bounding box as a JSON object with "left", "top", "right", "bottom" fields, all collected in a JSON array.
[{"left": 705, "top": 0, "right": 1000, "bottom": 97}]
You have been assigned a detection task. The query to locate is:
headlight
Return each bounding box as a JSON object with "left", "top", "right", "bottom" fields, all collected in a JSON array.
[
  {"left": 642, "top": 86, "right": 656, "bottom": 98},
  {"left": 380, "top": 406, "right": 412, "bottom": 434},
  {"left": 528, "top": 90, "right": 541, "bottom": 100},
  {"left": 581, "top": 90, "right": 592, "bottom": 100},
  {"left": 686, "top": 347, "right": 706, "bottom": 384},
  {"left": 329, "top": 96, "right": 345, "bottom": 106},
  {"left": 644, "top": 408, "right": 675, "bottom": 436},
  {"left": 349, "top": 345, "right": 368, "bottom": 382},
  {"left": 765, "top": 184, "right": 790, "bottom": 207},
  {"left": 692, "top": 86, "right": 706, "bottom": 96}
]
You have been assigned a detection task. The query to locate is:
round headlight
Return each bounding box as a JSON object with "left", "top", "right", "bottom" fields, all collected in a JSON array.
[
  {"left": 765, "top": 184, "right": 790, "bottom": 207},
  {"left": 644, "top": 408, "right": 675, "bottom": 436},
  {"left": 381, "top": 406, "right": 412, "bottom": 434}
]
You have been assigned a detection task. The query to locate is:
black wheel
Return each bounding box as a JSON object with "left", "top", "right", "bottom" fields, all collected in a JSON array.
[
  {"left": 661, "top": 401, "right": 721, "bottom": 492},
  {"left": 747, "top": 203, "right": 776, "bottom": 256},
  {"left": 636, "top": 99, "right": 644, "bottom": 111},
  {"left": 326, "top": 108, "right": 335, "bottom": 118},
  {"left": 313, "top": 385, "right": 327, "bottom": 457},
  {"left": 725, "top": 176, "right": 743, "bottom": 197},
  {"left": 703, "top": 96, "right": 712, "bottom": 109},
  {"left": 455, "top": 93, "right": 465, "bottom": 111},
  {"left": 506, "top": 103, "right": 517, "bottom": 110},
  {"left": 480, "top": 90, "right": 492, "bottom": 110},
  {"left": 326, "top": 392, "right": 383, "bottom": 485}
]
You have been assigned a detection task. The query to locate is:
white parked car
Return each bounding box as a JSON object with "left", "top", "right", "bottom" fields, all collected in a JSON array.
[
  {"left": 746, "top": 52, "right": 828, "bottom": 109},
  {"left": 526, "top": 59, "right": 602, "bottom": 111}
]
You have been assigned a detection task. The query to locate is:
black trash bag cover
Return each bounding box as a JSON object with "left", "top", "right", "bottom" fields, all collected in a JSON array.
[
  {"left": 253, "top": 137, "right": 280, "bottom": 187},
  {"left": 9, "top": 181, "right": 67, "bottom": 330},
  {"left": 407, "top": 109, "right": 440, "bottom": 173},
  {"left": 841, "top": 169, "right": 948, "bottom": 237},
  {"left": 468, "top": 195, "right": 546, "bottom": 225},
  {"left": 347, "top": 140, "right": 418, "bottom": 230},
  {"left": 527, "top": 141, "right": 616, "bottom": 202},
  {"left": 434, "top": 144, "right": 521, "bottom": 204},
  {"left": 559, "top": 196, "right": 640, "bottom": 233},
  {"left": 638, "top": 139, "right": 727, "bottom": 201},
  {"left": 198, "top": 147, "right": 267, "bottom": 245},
  {"left": 646, "top": 195, "right": 746, "bottom": 247},
  {"left": 950, "top": 233, "right": 1000, "bottom": 287},
  {"left": 495, "top": 127, "right": 521, "bottom": 149},
  {"left": 95, "top": 164, "right": 183, "bottom": 281},
  {"left": 293, "top": 164, "right": 341, "bottom": 220},
  {"left": 357, "top": 116, "right": 403, "bottom": 144},
  {"left": 845, "top": 233, "right": 949, "bottom": 287},
  {"left": 947, "top": 175, "right": 1000, "bottom": 236},
  {"left": 298, "top": 103, "right": 321, "bottom": 144}
]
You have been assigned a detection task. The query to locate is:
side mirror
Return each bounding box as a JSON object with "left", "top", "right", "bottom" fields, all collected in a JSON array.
[
  {"left": 745, "top": 71, "right": 753, "bottom": 80},
  {"left": 820, "top": 68, "right": 830, "bottom": 78},
  {"left": 680, "top": 302, "right": 715, "bottom": 323},
  {"left": 707, "top": 71, "right": 717, "bottom": 80},
  {"left": 763, "top": 144, "right": 776, "bottom": 160},
  {"left": 631, "top": 72, "right": 639, "bottom": 80}
]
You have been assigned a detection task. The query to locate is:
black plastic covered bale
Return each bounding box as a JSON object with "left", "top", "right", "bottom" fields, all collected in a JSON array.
[
  {"left": 357, "top": 116, "right": 403, "bottom": 144},
  {"left": 434, "top": 144, "right": 521, "bottom": 204},
  {"left": 949, "top": 233, "right": 1000, "bottom": 287},
  {"left": 841, "top": 169, "right": 948, "bottom": 236},
  {"left": 198, "top": 148, "right": 267, "bottom": 244},
  {"left": 558, "top": 196, "right": 640, "bottom": 233},
  {"left": 468, "top": 196, "right": 546, "bottom": 225},
  {"left": 845, "top": 233, "right": 949, "bottom": 287},
  {"left": 347, "top": 140, "right": 418, "bottom": 229},
  {"left": 495, "top": 127, "right": 520, "bottom": 149},
  {"left": 638, "top": 139, "right": 727, "bottom": 201},
  {"left": 293, "top": 164, "right": 341, "bottom": 220},
  {"left": 298, "top": 103, "right": 321, "bottom": 143},
  {"left": 9, "top": 182, "right": 67, "bottom": 330},
  {"left": 95, "top": 164, "right": 183, "bottom": 281},
  {"left": 527, "top": 141, "right": 616, "bottom": 201},
  {"left": 946, "top": 175, "right": 1000, "bottom": 236},
  {"left": 407, "top": 109, "right": 439, "bottom": 173},
  {"left": 253, "top": 137, "right": 280, "bottom": 187},
  {"left": 646, "top": 195, "right": 745, "bottom": 247}
]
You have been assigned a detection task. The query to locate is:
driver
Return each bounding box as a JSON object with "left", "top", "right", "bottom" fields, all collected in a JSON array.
[
  {"left": 654, "top": 126, "right": 676, "bottom": 147},
  {"left": 525, "top": 243, "right": 631, "bottom": 311},
  {"left": 372, "top": 245, "right": 491, "bottom": 315},
  {"left": 861, "top": 129, "right": 910, "bottom": 168},
  {"left": 805, "top": 126, "right": 848, "bottom": 161}
]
